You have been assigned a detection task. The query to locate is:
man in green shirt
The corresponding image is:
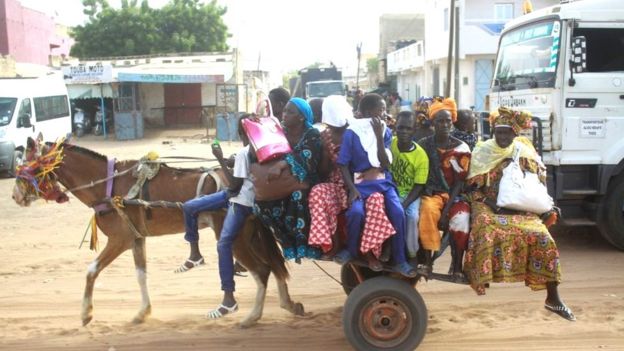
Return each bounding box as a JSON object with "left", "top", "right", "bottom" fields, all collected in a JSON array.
[{"left": 390, "top": 111, "right": 429, "bottom": 261}]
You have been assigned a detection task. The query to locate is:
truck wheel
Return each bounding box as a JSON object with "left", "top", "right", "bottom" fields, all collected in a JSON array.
[
  {"left": 340, "top": 264, "right": 384, "bottom": 295},
  {"left": 598, "top": 174, "right": 624, "bottom": 250},
  {"left": 343, "top": 276, "right": 427, "bottom": 351},
  {"left": 7, "top": 150, "right": 23, "bottom": 178}
]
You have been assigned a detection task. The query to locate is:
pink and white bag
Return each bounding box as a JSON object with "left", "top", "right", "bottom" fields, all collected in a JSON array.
[{"left": 242, "top": 98, "right": 292, "bottom": 163}]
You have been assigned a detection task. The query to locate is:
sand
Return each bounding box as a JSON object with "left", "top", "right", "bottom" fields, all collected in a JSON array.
[{"left": 1, "top": 128, "right": 623, "bottom": 351}]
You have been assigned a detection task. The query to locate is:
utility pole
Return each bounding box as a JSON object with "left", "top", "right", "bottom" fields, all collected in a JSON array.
[
  {"left": 356, "top": 42, "right": 362, "bottom": 90},
  {"left": 445, "top": 0, "right": 456, "bottom": 98},
  {"left": 454, "top": 5, "right": 460, "bottom": 102}
]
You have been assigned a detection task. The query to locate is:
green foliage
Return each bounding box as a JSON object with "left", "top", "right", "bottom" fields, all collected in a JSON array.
[
  {"left": 71, "top": 0, "right": 229, "bottom": 58},
  {"left": 367, "top": 57, "right": 379, "bottom": 72}
]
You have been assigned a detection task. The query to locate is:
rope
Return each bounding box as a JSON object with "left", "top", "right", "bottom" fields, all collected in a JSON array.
[
  {"left": 312, "top": 260, "right": 344, "bottom": 287},
  {"left": 64, "top": 164, "right": 138, "bottom": 193}
]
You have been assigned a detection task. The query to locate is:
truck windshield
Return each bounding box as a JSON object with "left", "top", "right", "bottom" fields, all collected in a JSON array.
[
  {"left": 492, "top": 20, "right": 561, "bottom": 92},
  {"left": 307, "top": 82, "right": 344, "bottom": 98},
  {"left": 0, "top": 98, "right": 17, "bottom": 127}
]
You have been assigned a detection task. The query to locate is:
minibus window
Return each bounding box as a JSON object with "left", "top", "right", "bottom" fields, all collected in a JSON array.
[
  {"left": 33, "top": 95, "right": 70, "bottom": 122},
  {"left": 0, "top": 97, "right": 17, "bottom": 126}
]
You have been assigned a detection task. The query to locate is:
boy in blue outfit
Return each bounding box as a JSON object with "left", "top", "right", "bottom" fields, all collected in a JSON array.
[{"left": 334, "top": 93, "right": 417, "bottom": 278}]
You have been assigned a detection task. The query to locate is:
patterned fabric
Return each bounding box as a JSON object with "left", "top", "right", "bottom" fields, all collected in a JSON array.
[
  {"left": 464, "top": 157, "right": 561, "bottom": 295},
  {"left": 489, "top": 106, "right": 532, "bottom": 135},
  {"left": 418, "top": 193, "right": 470, "bottom": 251},
  {"left": 360, "top": 192, "right": 397, "bottom": 258},
  {"left": 255, "top": 127, "right": 321, "bottom": 261},
  {"left": 309, "top": 130, "right": 393, "bottom": 254},
  {"left": 308, "top": 182, "right": 347, "bottom": 252},
  {"left": 419, "top": 136, "right": 471, "bottom": 196},
  {"left": 464, "top": 202, "right": 561, "bottom": 295},
  {"left": 451, "top": 129, "right": 477, "bottom": 151}
]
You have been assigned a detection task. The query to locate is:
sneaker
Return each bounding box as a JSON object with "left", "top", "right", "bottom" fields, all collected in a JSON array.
[{"left": 393, "top": 262, "right": 417, "bottom": 278}]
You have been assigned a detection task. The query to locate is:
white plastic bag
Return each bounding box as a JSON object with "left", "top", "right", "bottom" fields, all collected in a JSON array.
[{"left": 496, "top": 143, "right": 553, "bottom": 214}]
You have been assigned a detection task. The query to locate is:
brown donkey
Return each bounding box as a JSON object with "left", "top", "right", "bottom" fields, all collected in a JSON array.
[{"left": 12, "top": 138, "right": 304, "bottom": 327}]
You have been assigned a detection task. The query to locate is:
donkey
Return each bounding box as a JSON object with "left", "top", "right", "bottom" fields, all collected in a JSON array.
[{"left": 12, "top": 138, "right": 304, "bottom": 327}]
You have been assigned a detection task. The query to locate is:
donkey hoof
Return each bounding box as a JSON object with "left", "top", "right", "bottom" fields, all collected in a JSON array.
[
  {"left": 239, "top": 319, "right": 257, "bottom": 329},
  {"left": 294, "top": 302, "right": 305, "bottom": 316},
  {"left": 82, "top": 316, "right": 93, "bottom": 326}
]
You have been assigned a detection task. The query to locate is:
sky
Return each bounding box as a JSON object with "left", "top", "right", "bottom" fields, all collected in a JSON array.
[{"left": 20, "top": 0, "right": 424, "bottom": 75}]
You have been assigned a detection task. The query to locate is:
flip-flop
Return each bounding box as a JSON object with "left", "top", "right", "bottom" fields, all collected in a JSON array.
[
  {"left": 206, "top": 303, "right": 238, "bottom": 319},
  {"left": 173, "top": 257, "right": 205, "bottom": 273},
  {"left": 544, "top": 302, "right": 576, "bottom": 321}
]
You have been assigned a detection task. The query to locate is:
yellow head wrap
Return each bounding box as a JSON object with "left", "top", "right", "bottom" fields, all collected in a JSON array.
[
  {"left": 428, "top": 97, "right": 457, "bottom": 123},
  {"left": 489, "top": 106, "right": 532, "bottom": 135}
]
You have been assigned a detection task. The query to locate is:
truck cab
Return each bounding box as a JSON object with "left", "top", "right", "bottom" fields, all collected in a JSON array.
[{"left": 489, "top": 0, "right": 624, "bottom": 248}]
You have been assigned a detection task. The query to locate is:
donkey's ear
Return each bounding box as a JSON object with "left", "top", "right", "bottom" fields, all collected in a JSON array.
[
  {"left": 26, "top": 137, "right": 37, "bottom": 152},
  {"left": 36, "top": 132, "right": 44, "bottom": 143}
]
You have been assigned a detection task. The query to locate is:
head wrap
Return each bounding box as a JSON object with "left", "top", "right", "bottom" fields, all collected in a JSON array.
[
  {"left": 489, "top": 106, "right": 532, "bottom": 135},
  {"left": 428, "top": 97, "right": 457, "bottom": 122},
  {"left": 289, "top": 97, "right": 313, "bottom": 129},
  {"left": 414, "top": 96, "right": 433, "bottom": 125},
  {"left": 322, "top": 95, "right": 352, "bottom": 128}
]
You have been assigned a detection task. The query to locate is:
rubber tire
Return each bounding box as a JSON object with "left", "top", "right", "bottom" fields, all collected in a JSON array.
[
  {"left": 598, "top": 173, "right": 624, "bottom": 250},
  {"left": 340, "top": 264, "right": 384, "bottom": 295},
  {"left": 343, "top": 276, "right": 427, "bottom": 351},
  {"left": 4, "top": 149, "right": 23, "bottom": 178},
  {"left": 76, "top": 127, "right": 84, "bottom": 138}
]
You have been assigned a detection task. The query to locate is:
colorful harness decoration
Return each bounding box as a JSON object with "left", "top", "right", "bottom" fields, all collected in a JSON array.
[{"left": 15, "top": 140, "right": 69, "bottom": 204}]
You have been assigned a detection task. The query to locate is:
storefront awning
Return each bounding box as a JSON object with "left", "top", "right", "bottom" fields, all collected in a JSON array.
[
  {"left": 116, "top": 63, "right": 232, "bottom": 84},
  {"left": 67, "top": 84, "right": 115, "bottom": 99},
  {"left": 117, "top": 72, "right": 224, "bottom": 83}
]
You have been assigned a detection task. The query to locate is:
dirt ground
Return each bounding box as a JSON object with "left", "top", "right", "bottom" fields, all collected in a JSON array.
[{"left": 1, "top": 128, "right": 623, "bottom": 351}]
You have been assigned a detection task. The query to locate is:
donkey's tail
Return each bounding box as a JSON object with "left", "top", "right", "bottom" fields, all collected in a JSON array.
[{"left": 251, "top": 221, "right": 290, "bottom": 281}]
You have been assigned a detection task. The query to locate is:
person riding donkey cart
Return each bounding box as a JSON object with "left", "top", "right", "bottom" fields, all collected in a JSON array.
[
  {"left": 175, "top": 114, "right": 255, "bottom": 319},
  {"left": 333, "top": 93, "right": 417, "bottom": 278},
  {"left": 463, "top": 107, "right": 575, "bottom": 321},
  {"left": 417, "top": 97, "right": 471, "bottom": 281}
]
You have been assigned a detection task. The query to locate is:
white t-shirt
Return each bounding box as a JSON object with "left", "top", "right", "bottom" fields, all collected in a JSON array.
[{"left": 229, "top": 145, "right": 255, "bottom": 207}]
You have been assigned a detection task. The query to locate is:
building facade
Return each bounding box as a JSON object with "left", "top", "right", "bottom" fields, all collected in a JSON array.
[{"left": 0, "top": 0, "right": 73, "bottom": 66}]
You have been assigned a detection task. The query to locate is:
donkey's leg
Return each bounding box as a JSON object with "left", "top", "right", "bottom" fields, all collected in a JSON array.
[
  {"left": 132, "top": 237, "right": 152, "bottom": 324},
  {"left": 82, "top": 239, "right": 131, "bottom": 326},
  {"left": 239, "top": 269, "right": 270, "bottom": 328},
  {"left": 276, "top": 276, "right": 305, "bottom": 316}
]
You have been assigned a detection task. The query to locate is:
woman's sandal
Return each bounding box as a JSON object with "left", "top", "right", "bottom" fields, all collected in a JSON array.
[
  {"left": 544, "top": 302, "right": 576, "bottom": 321},
  {"left": 173, "top": 257, "right": 205, "bottom": 274},
  {"left": 206, "top": 303, "right": 238, "bottom": 319}
]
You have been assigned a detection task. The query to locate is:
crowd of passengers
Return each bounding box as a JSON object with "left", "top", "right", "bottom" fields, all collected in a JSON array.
[{"left": 174, "top": 88, "right": 576, "bottom": 322}]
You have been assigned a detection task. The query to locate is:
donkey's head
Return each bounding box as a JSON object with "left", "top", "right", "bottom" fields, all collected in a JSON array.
[{"left": 12, "top": 136, "right": 69, "bottom": 207}]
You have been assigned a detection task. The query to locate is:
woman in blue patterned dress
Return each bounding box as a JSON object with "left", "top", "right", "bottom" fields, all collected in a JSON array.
[{"left": 253, "top": 98, "right": 322, "bottom": 262}]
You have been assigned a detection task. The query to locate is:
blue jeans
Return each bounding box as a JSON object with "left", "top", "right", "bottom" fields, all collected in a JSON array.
[
  {"left": 182, "top": 191, "right": 253, "bottom": 292},
  {"left": 402, "top": 197, "right": 421, "bottom": 258}
]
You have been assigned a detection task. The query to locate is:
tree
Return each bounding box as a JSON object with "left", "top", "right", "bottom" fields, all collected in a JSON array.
[
  {"left": 70, "top": 0, "right": 229, "bottom": 58},
  {"left": 367, "top": 57, "right": 379, "bottom": 73}
]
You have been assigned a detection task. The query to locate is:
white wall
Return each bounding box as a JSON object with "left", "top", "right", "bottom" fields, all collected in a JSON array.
[
  {"left": 139, "top": 83, "right": 164, "bottom": 125},
  {"left": 201, "top": 83, "right": 217, "bottom": 106}
]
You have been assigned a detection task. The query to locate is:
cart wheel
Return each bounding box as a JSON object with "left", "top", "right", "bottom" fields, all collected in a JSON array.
[
  {"left": 343, "top": 276, "right": 427, "bottom": 351},
  {"left": 340, "top": 264, "right": 384, "bottom": 295}
]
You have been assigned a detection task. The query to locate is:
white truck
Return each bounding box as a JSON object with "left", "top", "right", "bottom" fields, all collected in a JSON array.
[{"left": 488, "top": 0, "right": 624, "bottom": 249}]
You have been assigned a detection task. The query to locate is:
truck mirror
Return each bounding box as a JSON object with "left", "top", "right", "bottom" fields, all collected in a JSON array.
[{"left": 570, "top": 36, "right": 587, "bottom": 73}]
